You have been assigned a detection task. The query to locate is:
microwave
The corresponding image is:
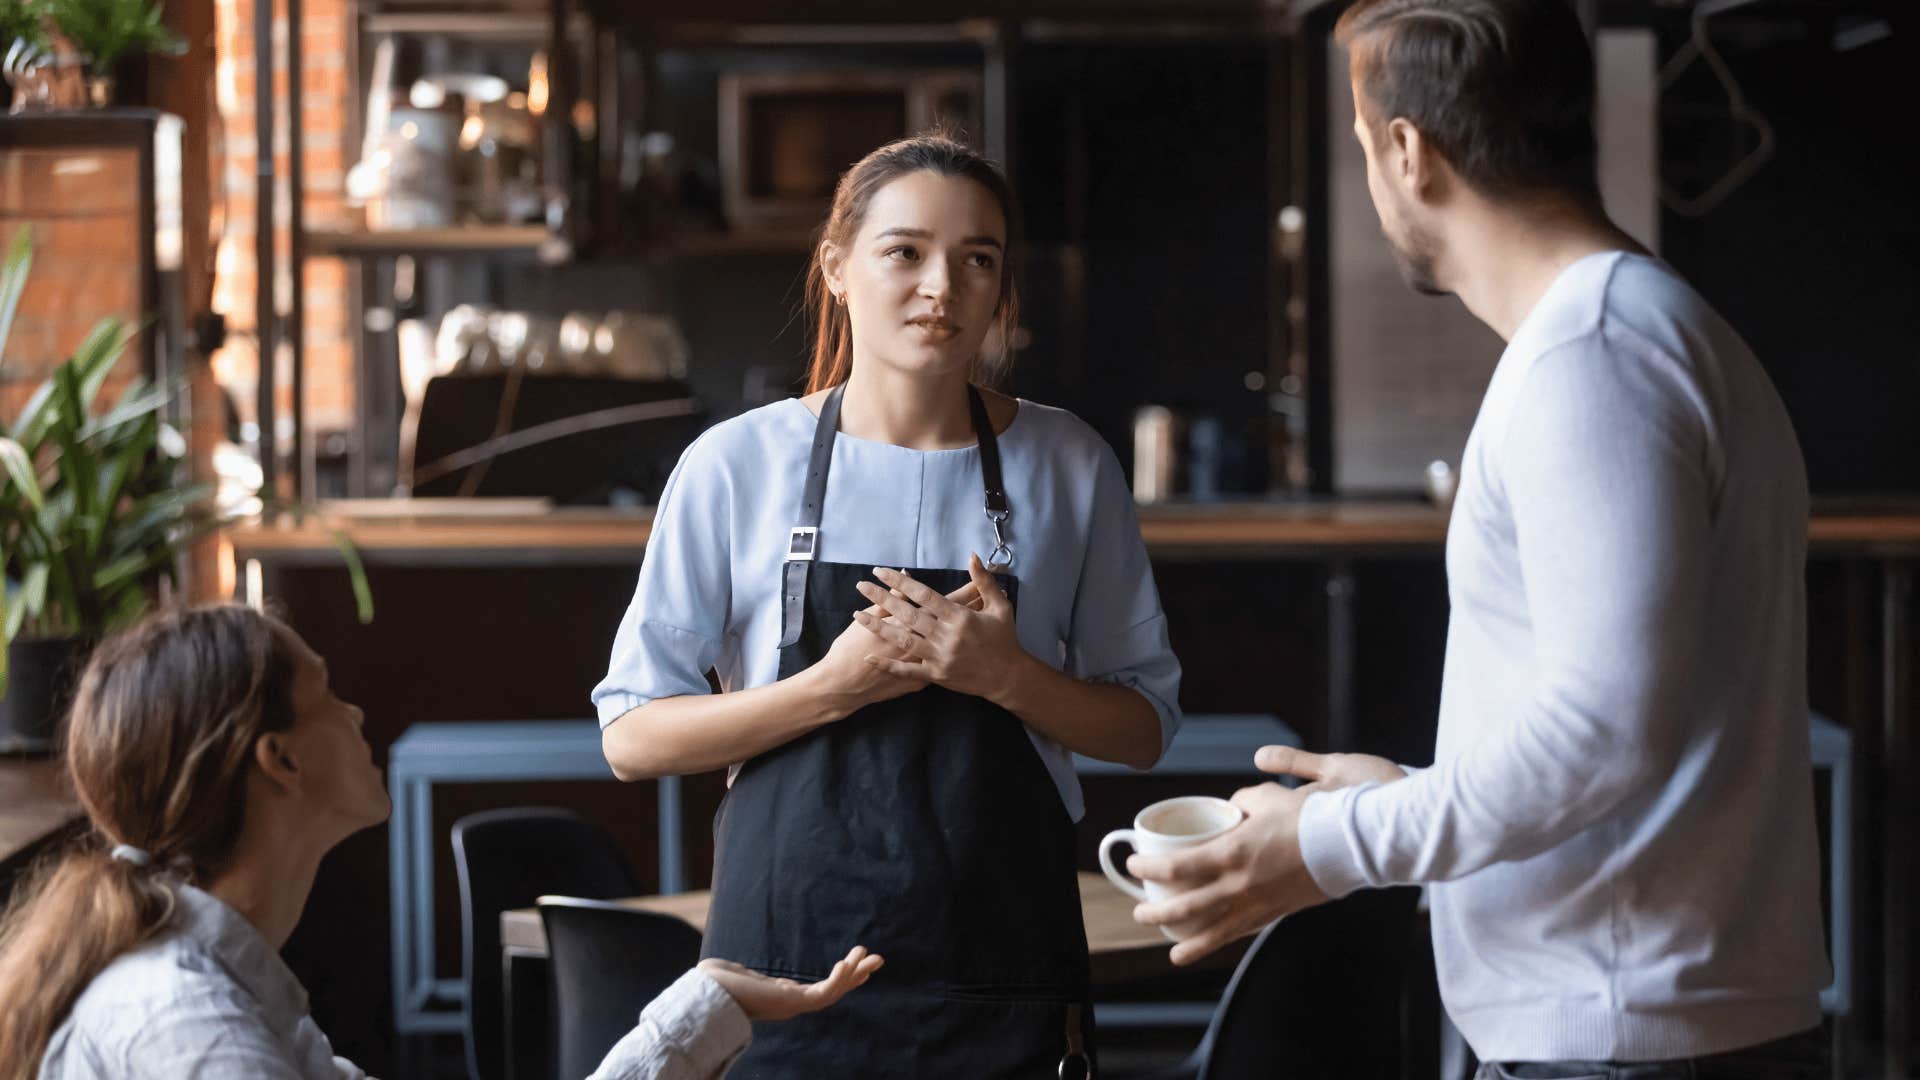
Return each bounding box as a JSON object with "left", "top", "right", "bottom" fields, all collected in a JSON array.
[{"left": 718, "top": 69, "right": 984, "bottom": 232}]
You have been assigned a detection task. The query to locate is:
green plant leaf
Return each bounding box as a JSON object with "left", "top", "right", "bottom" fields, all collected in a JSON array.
[
  {"left": 46, "top": 0, "right": 183, "bottom": 75},
  {"left": 329, "top": 527, "right": 375, "bottom": 624},
  {"left": 0, "top": 226, "right": 33, "bottom": 372},
  {"left": 6, "top": 563, "right": 49, "bottom": 641},
  {"left": 0, "top": 0, "right": 52, "bottom": 55},
  {"left": 91, "top": 434, "right": 139, "bottom": 529},
  {"left": 80, "top": 379, "right": 175, "bottom": 441},
  {"left": 12, "top": 318, "right": 129, "bottom": 455},
  {"left": 101, "top": 483, "right": 212, "bottom": 549},
  {"left": 0, "top": 436, "right": 42, "bottom": 512},
  {"left": 92, "top": 515, "right": 221, "bottom": 593},
  {"left": 74, "top": 316, "right": 135, "bottom": 415},
  {"left": 50, "top": 363, "right": 98, "bottom": 544}
]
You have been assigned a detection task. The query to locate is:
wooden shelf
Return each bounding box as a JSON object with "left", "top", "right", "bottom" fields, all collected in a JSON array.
[
  {"left": 358, "top": 10, "right": 597, "bottom": 42},
  {"left": 224, "top": 499, "right": 1920, "bottom": 567},
  {"left": 646, "top": 229, "right": 817, "bottom": 257},
  {"left": 303, "top": 225, "right": 555, "bottom": 258},
  {"left": 300, "top": 225, "right": 817, "bottom": 260}
]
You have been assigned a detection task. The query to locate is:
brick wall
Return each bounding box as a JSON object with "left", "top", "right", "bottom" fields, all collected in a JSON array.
[
  {"left": 0, "top": 148, "right": 144, "bottom": 422},
  {"left": 211, "top": 0, "right": 354, "bottom": 457}
]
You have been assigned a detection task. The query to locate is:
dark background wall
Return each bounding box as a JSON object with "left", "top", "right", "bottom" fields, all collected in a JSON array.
[
  {"left": 501, "top": 36, "right": 1281, "bottom": 489},
  {"left": 1656, "top": 7, "right": 1920, "bottom": 495}
]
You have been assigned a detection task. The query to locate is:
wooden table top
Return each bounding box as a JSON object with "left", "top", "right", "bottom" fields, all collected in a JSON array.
[
  {"left": 501, "top": 871, "right": 1244, "bottom": 986},
  {"left": 228, "top": 498, "right": 1920, "bottom": 564},
  {"left": 0, "top": 757, "right": 81, "bottom": 867}
]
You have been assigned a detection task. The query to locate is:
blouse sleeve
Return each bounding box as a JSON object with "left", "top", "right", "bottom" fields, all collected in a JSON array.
[
  {"left": 591, "top": 433, "right": 735, "bottom": 728},
  {"left": 584, "top": 968, "right": 752, "bottom": 1080},
  {"left": 1064, "top": 444, "right": 1184, "bottom": 760}
]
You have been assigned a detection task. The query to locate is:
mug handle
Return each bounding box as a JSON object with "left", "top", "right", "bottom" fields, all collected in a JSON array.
[{"left": 1098, "top": 830, "right": 1149, "bottom": 901}]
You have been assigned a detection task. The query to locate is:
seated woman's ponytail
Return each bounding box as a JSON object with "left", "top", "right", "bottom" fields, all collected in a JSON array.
[{"left": 0, "top": 606, "right": 296, "bottom": 1080}]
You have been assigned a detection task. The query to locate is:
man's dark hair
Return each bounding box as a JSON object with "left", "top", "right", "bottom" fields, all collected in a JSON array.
[{"left": 1336, "top": 0, "right": 1600, "bottom": 202}]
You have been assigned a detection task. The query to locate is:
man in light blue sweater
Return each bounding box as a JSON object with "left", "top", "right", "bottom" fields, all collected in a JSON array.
[{"left": 1129, "top": 1, "right": 1830, "bottom": 1076}]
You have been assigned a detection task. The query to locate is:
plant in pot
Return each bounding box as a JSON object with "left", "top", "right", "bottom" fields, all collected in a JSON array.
[
  {"left": 0, "top": 229, "right": 373, "bottom": 751},
  {"left": 1, "top": 0, "right": 65, "bottom": 112},
  {"left": 1, "top": 0, "right": 50, "bottom": 67},
  {"left": 42, "top": 0, "right": 181, "bottom": 107},
  {"left": 0, "top": 227, "right": 220, "bottom": 750}
]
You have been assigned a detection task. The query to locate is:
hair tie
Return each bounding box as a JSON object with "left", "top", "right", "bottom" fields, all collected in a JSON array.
[{"left": 109, "top": 844, "right": 154, "bottom": 867}]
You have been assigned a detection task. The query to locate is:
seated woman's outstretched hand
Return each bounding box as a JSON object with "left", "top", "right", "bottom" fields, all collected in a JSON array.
[{"left": 698, "top": 947, "right": 885, "bottom": 1022}]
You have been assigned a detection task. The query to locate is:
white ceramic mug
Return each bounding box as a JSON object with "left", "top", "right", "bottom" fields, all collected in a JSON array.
[{"left": 1098, "top": 795, "right": 1246, "bottom": 941}]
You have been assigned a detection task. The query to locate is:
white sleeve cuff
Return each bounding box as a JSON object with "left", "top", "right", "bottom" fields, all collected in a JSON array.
[
  {"left": 1296, "top": 787, "right": 1372, "bottom": 900},
  {"left": 595, "top": 690, "right": 646, "bottom": 729},
  {"left": 655, "top": 968, "right": 752, "bottom": 1076},
  {"left": 589, "top": 967, "right": 752, "bottom": 1080}
]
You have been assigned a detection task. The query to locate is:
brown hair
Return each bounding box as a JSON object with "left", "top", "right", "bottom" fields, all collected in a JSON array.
[
  {"left": 0, "top": 605, "right": 297, "bottom": 1079},
  {"left": 803, "top": 130, "right": 1022, "bottom": 394},
  {"left": 1336, "top": 0, "right": 1600, "bottom": 202}
]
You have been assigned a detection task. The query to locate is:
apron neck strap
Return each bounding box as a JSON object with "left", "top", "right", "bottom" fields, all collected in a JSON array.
[
  {"left": 967, "top": 385, "right": 1009, "bottom": 517},
  {"left": 797, "top": 384, "right": 847, "bottom": 532},
  {"left": 794, "top": 383, "right": 1010, "bottom": 532}
]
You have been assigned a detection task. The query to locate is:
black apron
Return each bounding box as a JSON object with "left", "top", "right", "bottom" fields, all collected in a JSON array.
[{"left": 703, "top": 384, "right": 1095, "bottom": 1078}]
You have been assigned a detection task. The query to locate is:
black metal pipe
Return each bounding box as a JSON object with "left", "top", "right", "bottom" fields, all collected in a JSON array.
[
  {"left": 1884, "top": 563, "right": 1914, "bottom": 1078},
  {"left": 253, "top": 0, "right": 276, "bottom": 498},
  {"left": 287, "top": 0, "right": 306, "bottom": 499}
]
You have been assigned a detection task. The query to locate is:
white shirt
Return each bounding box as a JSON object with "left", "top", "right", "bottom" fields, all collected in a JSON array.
[
  {"left": 40, "top": 881, "right": 751, "bottom": 1080},
  {"left": 591, "top": 397, "right": 1184, "bottom": 820},
  {"left": 1296, "top": 252, "right": 1828, "bottom": 1061}
]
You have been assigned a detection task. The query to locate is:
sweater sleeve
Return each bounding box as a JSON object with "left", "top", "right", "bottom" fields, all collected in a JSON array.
[{"left": 1297, "top": 334, "right": 1717, "bottom": 896}]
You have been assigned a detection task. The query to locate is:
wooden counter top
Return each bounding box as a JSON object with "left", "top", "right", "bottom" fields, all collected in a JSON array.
[
  {"left": 0, "top": 757, "right": 81, "bottom": 868},
  {"left": 224, "top": 498, "right": 1920, "bottom": 566},
  {"left": 501, "top": 872, "right": 1243, "bottom": 987}
]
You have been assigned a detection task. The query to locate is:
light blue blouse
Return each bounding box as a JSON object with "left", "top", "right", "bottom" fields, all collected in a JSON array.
[{"left": 591, "top": 396, "right": 1183, "bottom": 821}]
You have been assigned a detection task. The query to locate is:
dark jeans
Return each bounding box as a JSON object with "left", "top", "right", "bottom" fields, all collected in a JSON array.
[{"left": 1474, "top": 1027, "right": 1830, "bottom": 1080}]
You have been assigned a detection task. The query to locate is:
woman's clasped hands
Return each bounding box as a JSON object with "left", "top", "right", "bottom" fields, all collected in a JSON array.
[{"left": 851, "top": 554, "right": 1029, "bottom": 701}]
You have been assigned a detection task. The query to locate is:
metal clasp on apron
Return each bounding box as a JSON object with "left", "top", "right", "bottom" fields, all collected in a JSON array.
[
  {"left": 986, "top": 506, "right": 1014, "bottom": 570},
  {"left": 787, "top": 526, "right": 818, "bottom": 561}
]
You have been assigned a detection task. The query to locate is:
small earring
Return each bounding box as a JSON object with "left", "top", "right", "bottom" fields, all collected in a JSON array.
[{"left": 834, "top": 293, "right": 847, "bottom": 307}]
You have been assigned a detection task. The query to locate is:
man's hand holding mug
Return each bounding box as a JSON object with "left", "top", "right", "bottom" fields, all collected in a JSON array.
[{"left": 1124, "top": 745, "right": 1407, "bottom": 965}]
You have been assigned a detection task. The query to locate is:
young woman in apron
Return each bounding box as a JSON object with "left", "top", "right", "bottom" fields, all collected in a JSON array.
[{"left": 594, "top": 132, "right": 1183, "bottom": 1078}]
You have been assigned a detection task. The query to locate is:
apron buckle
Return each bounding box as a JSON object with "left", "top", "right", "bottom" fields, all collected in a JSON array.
[{"left": 787, "top": 526, "right": 819, "bottom": 561}]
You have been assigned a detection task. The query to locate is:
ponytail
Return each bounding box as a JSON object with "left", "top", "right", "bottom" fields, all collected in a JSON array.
[
  {"left": 0, "top": 850, "right": 178, "bottom": 1080},
  {"left": 0, "top": 605, "right": 295, "bottom": 1075}
]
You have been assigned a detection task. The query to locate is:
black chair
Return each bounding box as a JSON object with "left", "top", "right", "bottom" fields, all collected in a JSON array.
[
  {"left": 1135, "top": 886, "right": 1424, "bottom": 1080},
  {"left": 538, "top": 896, "right": 706, "bottom": 1080},
  {"left": 452, "top": 807, "right": 641, "bottom": 1080}
]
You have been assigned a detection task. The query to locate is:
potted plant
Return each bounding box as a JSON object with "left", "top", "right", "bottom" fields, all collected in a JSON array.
[
  {"left": 1, "top": 0, "right": 65, "bottom": 112},
  {"left": 1, "top": 0, "right": 49, "bottom": 65},
  {"left": 0, "top": 226, "right": 214, "bottom": 747},
  {"left": 42, "top": 0, "right": 181, "bottom": 107},
  {"left": 0, "top": 226, "right": 372, "bottom": 752}
]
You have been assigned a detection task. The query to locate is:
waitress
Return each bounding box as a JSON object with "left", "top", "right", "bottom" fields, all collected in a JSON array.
[{"left": 593, "top": 131, "right": 1181, "bottom": 1077}]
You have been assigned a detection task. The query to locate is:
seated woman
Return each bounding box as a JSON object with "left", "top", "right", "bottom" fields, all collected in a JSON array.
[{"left": 0, "top": 604, "right": 879, "bottom": 1079}]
